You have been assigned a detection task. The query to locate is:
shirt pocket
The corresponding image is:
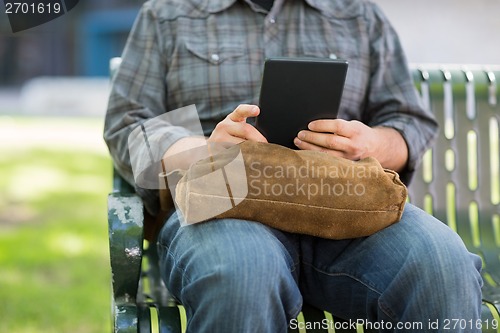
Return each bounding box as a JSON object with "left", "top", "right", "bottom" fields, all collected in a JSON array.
[
  {"left": 185, "top": 40, "right": 245, "bottom": 65},
  {"left": 166, "top": 39, "right": 259, "bottom": 124},
  {"left": 299, "top": 32, "right": 360, "bottom": 62}
]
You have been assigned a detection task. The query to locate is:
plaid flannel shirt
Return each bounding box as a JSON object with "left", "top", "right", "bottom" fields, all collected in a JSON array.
[{"left": 104, "top": 0, "right": 438, "bottom": 214}]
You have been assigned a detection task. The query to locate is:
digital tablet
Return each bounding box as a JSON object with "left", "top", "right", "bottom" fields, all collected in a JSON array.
[{"left": 255, "top": 57, "right": 348, "bottom": 149}]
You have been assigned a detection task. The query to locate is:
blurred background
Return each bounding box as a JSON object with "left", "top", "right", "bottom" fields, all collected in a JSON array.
[
  {"left": 0, "top": 0, "right": 499, "bottom": 332},
  {"left": 0, "top": 1, "right": 141, "bottom": 333}
]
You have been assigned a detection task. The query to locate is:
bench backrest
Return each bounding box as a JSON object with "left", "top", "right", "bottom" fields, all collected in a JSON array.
[
  {"left": 409, "top": 66, "right": 500, "bottom": 293},
  {"left": 409, "top": 67, "right": 499, "bottom": 235}
]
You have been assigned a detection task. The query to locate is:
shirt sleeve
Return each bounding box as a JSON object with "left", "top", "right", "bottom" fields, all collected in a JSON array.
[
  {"left": 103, "top": 1, "right": 191, "bottom": 214},
  {"left": 363, "top": 2, "right": 438, "bottom": 185}
]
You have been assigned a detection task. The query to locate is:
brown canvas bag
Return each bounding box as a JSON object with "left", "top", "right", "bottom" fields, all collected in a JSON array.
[{"left": 168, "top": 141, "right": 407, "bottom": 239}]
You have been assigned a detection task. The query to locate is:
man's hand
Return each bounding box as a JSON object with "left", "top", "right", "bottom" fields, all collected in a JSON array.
[
  {"left": 208, "top": 104, "right": 267, "bottom": 144},
  {"left": 293, "top": 119, "right": 408, "bottom": 172},
  {"left": 162, "top": 104, "right": 266, "bottom": 171}
]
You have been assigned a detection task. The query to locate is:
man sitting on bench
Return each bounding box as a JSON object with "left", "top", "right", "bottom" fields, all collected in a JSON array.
[{"left": 104, "top": 0, "right": 483, "bottom": 332}]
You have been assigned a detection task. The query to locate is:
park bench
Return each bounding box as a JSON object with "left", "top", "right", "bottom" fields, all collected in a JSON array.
[{"left": 107, "top": 58, "right": 500, "bottom": 332}]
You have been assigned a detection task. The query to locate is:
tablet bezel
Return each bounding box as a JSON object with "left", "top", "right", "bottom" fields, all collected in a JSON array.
[{"left": 255, "top": 57, "right": 348, "bottom": 149}]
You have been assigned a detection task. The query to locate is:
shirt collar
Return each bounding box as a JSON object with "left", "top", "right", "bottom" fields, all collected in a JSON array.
[
  {"left": 186, "top": 0, "right": 362, "bottom": 18},
  {"left": 304, "top": 0, "right": 363, "bottom": 19},
  {"left": 187, "top": 0, "right": 238, "bottom": 13}
]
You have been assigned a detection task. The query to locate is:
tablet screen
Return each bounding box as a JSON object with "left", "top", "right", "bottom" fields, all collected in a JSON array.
[{"left": 256, "top": 57, "right": 348, "bottom": 149}]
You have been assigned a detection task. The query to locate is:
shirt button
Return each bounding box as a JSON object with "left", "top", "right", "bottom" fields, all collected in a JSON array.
[
  {"left": 211, "top": 53, "right": 220, "bottom": 62},
  {"left": 269, "top": 17, "right": 276, "bottom": 24},
  {"left": 329, "top": 53, "right": 337, "bottom": 59}
]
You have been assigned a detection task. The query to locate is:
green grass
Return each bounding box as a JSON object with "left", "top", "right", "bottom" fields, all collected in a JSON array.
[{"left": 0, "top": 119, "right": 113, "bottom": 333}]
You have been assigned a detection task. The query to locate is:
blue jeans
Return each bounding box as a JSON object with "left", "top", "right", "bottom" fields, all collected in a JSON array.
[{"left": 158, "top": 203, "right": 483, "bottom": 332}]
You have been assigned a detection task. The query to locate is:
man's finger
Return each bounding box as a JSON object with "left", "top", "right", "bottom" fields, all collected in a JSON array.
[
  {"left": 294, "top": 136, "right": 346, "bottom": 157},
  {"left": 297, "top": 130, "right": 351, "bottom": 152},
  {"left": 308, "top": 119, "right": 353, "bottom": 137},
  {"left": 229, "top": 104, "right": 260, "bottom": 122},
  {"left": 226, "top": 122, "right": 268, "bottom": 143}
]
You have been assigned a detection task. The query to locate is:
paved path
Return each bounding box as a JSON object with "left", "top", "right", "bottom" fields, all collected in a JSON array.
[{"left": 0, "top": 116, "right": 108, "bottom": 154}]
